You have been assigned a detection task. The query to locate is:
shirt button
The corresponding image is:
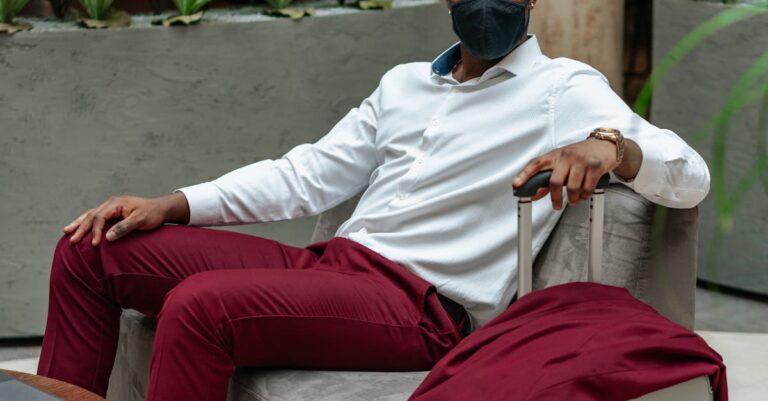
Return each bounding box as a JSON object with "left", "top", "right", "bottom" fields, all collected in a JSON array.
[{"left": 430, "top": 118, "right": 440, "bottom": 127}]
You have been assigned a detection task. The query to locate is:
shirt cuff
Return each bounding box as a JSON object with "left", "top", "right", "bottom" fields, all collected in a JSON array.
[
  {"left": 615, "top": 134, "right": 668, "bottom": 203},
  {"left": 175, "top": 182, "right": 223, "bottom": 226}
]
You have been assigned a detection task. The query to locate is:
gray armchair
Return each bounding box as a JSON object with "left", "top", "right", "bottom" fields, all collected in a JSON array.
[{"left": 107, "top": 185, "right": 701, "bottom": 401}]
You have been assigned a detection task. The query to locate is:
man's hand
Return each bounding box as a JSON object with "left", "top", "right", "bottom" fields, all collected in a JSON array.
[
  {"left": 64, "top": 192, "right": 190, "bottom": 246},
  {"left": 513, "top": 137, "right": 642, "bottom": 210}
]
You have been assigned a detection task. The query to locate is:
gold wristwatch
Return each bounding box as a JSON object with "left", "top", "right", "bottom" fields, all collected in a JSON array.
[{"left": 588, "top": 128, "right": 625, "bottom": 167}]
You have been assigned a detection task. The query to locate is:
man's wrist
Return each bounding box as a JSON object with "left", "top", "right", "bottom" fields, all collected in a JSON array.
[
  {"left": 584, "top": 137, "right": 621, "bottom": 170},
  {"left": 588, "top": 128, "right": 624, "bottom": 167},
  {"left": 612, "top": 138, "right": 643, "bottom": 182},
  {"left": 158, "top": 192, "right": 191, "bottom": 225}
]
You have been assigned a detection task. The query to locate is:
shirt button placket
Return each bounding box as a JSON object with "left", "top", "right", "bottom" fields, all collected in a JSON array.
[{"left": 394, "top": 90, "right": 451, "bottom": 204}]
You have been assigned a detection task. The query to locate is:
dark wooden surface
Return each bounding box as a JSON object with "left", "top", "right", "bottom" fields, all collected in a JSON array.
[{"left": 0, "top": 368, "right": 104, "bottom": 401}]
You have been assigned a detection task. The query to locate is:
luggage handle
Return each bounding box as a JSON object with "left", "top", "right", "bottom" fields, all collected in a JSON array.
[{"left": 513, "top": 171, "right": 611, "bottom": 298}]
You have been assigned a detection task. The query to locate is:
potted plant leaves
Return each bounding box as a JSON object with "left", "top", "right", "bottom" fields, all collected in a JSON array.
[
  {"left": 0, "top": 0, "right": 32, "bottom": 33},
  {"left": 264, "top": 0, "right": 314, "bottom": 20},
  {"left": 78, "top": 0, "right": 131, "bottom": 28},
  {"left": 338, "top": 0, "right": 392, "bottom": 10},
  {"left": 158, "top": 0, "right": 209, "bottom": 26}
]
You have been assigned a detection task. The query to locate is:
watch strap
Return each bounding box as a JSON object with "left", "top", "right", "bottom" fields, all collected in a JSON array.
[{"left": 589, "top": 128, "right": 625, "bottom": 167}]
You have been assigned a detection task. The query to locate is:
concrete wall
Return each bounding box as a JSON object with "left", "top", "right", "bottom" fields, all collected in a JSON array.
[
  {"left": 0, "top": 2, "right": 624, "bottom": 337},
  {"left": 531, "top": 0, "right": 625, "bottom": 94},
  {"left": 652, "top": 0, "right": 768, "bottom": 295}
]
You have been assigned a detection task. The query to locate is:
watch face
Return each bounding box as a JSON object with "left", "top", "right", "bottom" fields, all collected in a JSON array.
[
  {"left": 596, "top": 127, "right": 621, "bottom": 135},
  {"left": 596, "top": 130, "right": 622, "bottom": 141}
]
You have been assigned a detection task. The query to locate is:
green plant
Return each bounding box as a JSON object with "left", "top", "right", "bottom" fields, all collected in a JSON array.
[
  {"left": 79, "top": 0, "right": 113, "bottom": 20},
  {"left": 337, "top": 0, "right": 392, "bottom": 9},
  {"left": 633, "top": 5, "right": 767, "bottom": 117},
  {"left": 173, "top": 0, "right": 210, "bottom": 15},
  {"left": 0, "top": 0, "right": 30, "bottom": 23},
  {"left": 635, "top": 2, "right": 768, "bottom": 275},
  {"left": 265, "top": 0, "right": 291, "bottom": 9}
]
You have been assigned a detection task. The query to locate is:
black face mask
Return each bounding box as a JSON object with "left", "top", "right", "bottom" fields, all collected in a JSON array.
[{"left": 451, "top": 0, "right": 530, "bottom": 60}]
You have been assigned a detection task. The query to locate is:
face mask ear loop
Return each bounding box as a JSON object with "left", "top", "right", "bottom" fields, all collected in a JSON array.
[{"left": 523, "top": 0, "right": 532, "bottom": 34}]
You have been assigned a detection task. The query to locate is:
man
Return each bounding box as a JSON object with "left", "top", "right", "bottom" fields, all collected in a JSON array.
[{"left": 38, "top": 0, "right": 710, "bottom": 400}]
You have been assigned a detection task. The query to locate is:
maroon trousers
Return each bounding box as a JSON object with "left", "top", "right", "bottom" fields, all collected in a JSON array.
[{"left": 37, "top": 225, "right": 463, "bottom": 401}]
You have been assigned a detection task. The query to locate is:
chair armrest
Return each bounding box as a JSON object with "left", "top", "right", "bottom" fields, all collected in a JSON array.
[{"left": 646, "top": 206, "right": 699, "bottom": 329}]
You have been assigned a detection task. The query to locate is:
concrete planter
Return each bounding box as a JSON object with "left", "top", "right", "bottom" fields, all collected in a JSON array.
[
  {"left": 19, "top": 0, "right": 241, "bottom": 18},
  {"left": 652, "top": 0, "right": 768, "bottom": 295},
  {"left": 0, "top": 2, "right": 456, "bottom": 338}
]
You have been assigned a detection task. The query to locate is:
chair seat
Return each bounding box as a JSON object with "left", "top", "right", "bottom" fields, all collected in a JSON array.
[
  {"left": 108, "top": 310, "right": 713, "bottom": 401},
  {"left": 633, "top": 376, "right": 712, "bottom": 401},
  {"left": 230, "top": 369, "right": 428, "bottom": 401},
  {"left": 230, "top": 370, "right": 711, "bottom": 401}
]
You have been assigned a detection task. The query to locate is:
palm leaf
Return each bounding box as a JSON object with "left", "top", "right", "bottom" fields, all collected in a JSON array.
[
  {"left": 79, "top": 0, "right": 114, "bottom": 20},
  {"left": 757, "top": 86, "right": 768, "bottom": 197},
  {"left": 633, "top": 6, "right": 767, "bottom": 117},
  {"left": 690, "top": 83, "right": 768, "bottom": 146},
  {"left": 265, "top": 0, "right": 291, "bottom": 10},
  {"left": 173, "top": 0, "right": 209, "bottom": 16},
  {"left": 641, "top": 4, "right": 768, "bottom": 275},
  {"left": 709, "top": 52, "right": 768, "bottom": 230},
  {"left": 0, "top": 0, "right": 31, "bottom": 23}
]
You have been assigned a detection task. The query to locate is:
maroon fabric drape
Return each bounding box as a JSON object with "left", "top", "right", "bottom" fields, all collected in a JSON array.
[{"left": 409, "top": 282, "right": 727, "bottom": 401}]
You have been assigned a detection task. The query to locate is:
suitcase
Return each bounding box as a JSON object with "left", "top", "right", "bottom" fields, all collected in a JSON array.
[{"left": 513, "top": 171, "right": 713, "bottom": 401}]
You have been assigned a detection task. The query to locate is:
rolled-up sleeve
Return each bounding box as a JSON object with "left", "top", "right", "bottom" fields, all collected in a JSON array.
[
  {"left": 551, "top": 61, "right": 710, "bottom": 209},
  {"left": 177, "top": 86, "right": 382, "bottom": 226}
]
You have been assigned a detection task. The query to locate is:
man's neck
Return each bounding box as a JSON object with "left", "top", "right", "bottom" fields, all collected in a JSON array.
[
  {"left": 452, "top": 46, "right": 501, "bottom": 83},
  {"left": 452, "top": 36, "right": 530, "bottom": 83}
]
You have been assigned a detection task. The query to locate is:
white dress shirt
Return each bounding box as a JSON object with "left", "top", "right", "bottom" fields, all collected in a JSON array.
[{"left": 179, "top": 36, "right": 710, "bottom": 330}]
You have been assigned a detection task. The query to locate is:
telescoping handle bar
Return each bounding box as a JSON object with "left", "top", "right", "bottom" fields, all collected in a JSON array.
[{"left": 512, "top": 171, "right": 611, "bottom": 298}]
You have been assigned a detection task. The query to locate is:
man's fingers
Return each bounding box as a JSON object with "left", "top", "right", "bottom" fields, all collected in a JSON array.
[
  {"left": 106, "top": 217, "right": 137, "bottom": 242},
  {"left": 548, "top": 162, "right": 569, "bottom": 211},
  {"left": 514, "top": 155, "right": 553, "bottom": 188},
  {"left": 64, "top": 210, "right": 92, "bottom": 234},
  {"left": 68, "top": 198, "right": 112, "bottom": 242},
  {"left": 581, "top": 166, "right": 603, "bottom": 200},
  {"left": 69, "top": 215, "right": 94, "bottom": 244},
  {"left": 531, "top": 187, "right": 550, "bottom": 201},
  {"left": 566, "top": 165, "right": 585, "bottom": 205},
  {"left": 90, "top": 200, "right": 118, "bottom": 246},
  {"left": 91, "top": 213, "right": 110, "bottom": 246}
]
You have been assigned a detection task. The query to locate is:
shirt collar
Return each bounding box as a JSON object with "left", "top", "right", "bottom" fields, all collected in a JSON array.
[{"left": 430, "top": 35, "right": 543, "bottom": 82}]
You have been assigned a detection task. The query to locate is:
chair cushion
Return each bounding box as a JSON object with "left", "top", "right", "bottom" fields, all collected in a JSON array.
[
  {"left": 230, "top": 369, "right": 427, "bottom": 401},
  {"left": 109, "top": 309, "right": 711, "bottom": 401}
]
